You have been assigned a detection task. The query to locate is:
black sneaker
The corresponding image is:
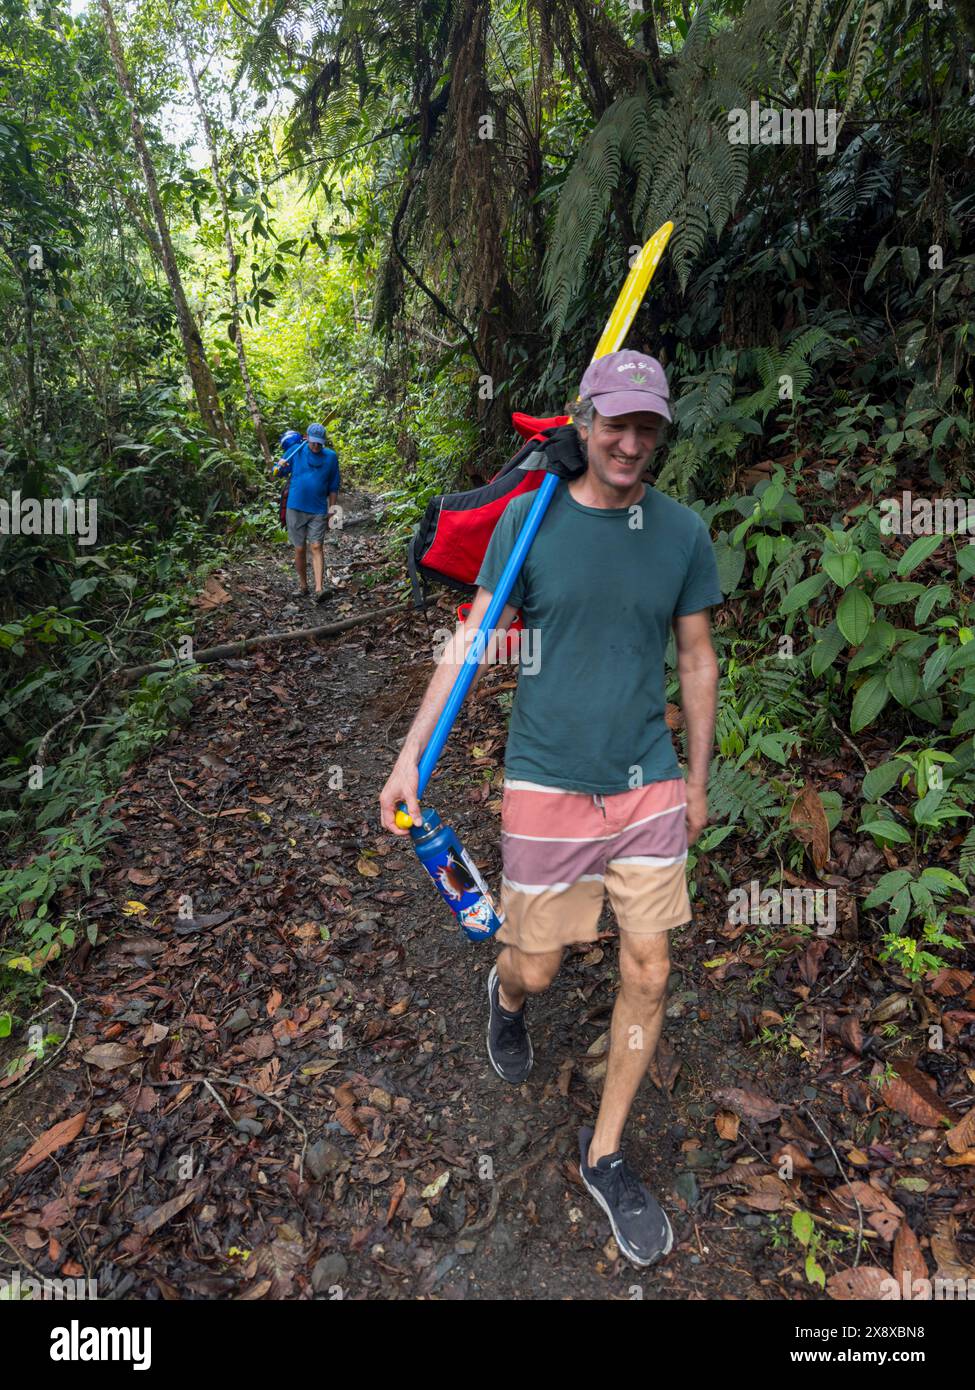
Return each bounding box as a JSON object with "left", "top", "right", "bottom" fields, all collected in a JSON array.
[
  {"left": 486, "top": 964, "right": 533, "bottom": 1083},
  {"left": 578, "top": 1126, "right": 673, "bottom": 1267}
]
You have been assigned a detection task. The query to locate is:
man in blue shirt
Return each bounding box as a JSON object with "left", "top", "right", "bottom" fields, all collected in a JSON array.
[{"left": 274, "top": 422, "right": 341, "bottom": 602}]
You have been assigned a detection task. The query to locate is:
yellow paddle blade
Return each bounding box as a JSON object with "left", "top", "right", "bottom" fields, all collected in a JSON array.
[{"left": 590, "top": 220, "right": 674, "bottom": 363}]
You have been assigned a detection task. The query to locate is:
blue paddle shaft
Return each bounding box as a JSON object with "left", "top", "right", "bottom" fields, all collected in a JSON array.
[
  {"left": 276, "top": 438, "right": 305, "bottom": 471},
  {"left": 415, "top": 469, "right": 559, "bottom": 798}
]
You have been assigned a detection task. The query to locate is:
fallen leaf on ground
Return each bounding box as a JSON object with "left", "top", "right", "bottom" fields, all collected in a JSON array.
[
  {"left": 827, "top": 1266, "right": 892, "bottom": 1300},
  {"left": 875, "top": 1060, "right": 952, "bottom": 1127},
  {"left": 14, "top": 1111, "right": 87, "bottom": 1174},
  {"left": 712, "top": 1086, "right": 783, "bottom": 1123},
  {"left": 789, "top": 785, "right": 831, "bottom": 871},
  {"left": 126, "top": 868, "right": 159, "bottom": 886},
  {"left": 82, "top": 1043, "right": 141, "bottom": 1071},
  {"left": 194, "top": 576, "right": 231, "bottom": 609},
  {"left": 946, "top": 1106, "right": 975, "bottom": 1155}
]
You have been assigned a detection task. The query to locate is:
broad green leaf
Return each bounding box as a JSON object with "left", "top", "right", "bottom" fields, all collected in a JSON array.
[
  {"left": 863, "top": 869, "right": 913, "bottom": 907},
  {"left": 792, "top": 1210, "right": 814, "bottom": 1245},
  {"left": 780, "top": 572, "right": 828, "bottom": 615},
  {"left": 836, "top": 587, "right": 873, "bottom": 645},
  {"left": 862, "top": 760, "right": 903, "bottom": 801},
  {"left": 887, "top": 658, "right": 921, "bottom": 707},
  {"left": 889, "top": 885, "right": 911, "bottom": 930},
  {"left": 950, "top": 703, "right": 975, "bottom": 737},
  {"left": 915, "top": 584, "right": 950, "bottom": 624},
  {"left": 947, "top": 643, "right": 975, "bottom": 673},
  {"left": 932, "top": 417, "right": 953, "bottom": 449},
  {"left": 849, "top": 620, "right": 895, "bottom": 671},
  {"left": 850, "top": 673, "right": 890, "bottom": 732},
  {"left": 811, "top": 621, "right": 846, "bottom": 677},
  {"left": 920, "top": 867, "right": 968, "bottom": 895},
  {"left": 713, "top": 537, "right": 746, "bottom": 595},
  {"left": 872, "top": 581, "right": 926, "bottom": 605},
  {"left": 819, "top": 789, "right": 843, "bottom": 831},
  {"left": 922, "top": 645, "right": 952, "bottom": 690},
  {"left": 900, "top": 246, "right": 920, "bottom": 284},
  {"left": 860, "top": 819, "right": 912, "bottom": 844},
  {"left": 896, "top": 534, "right": 943, "bottom": 576},
  {"left": 823, "top": 552, "right": 860, "bottom": 588}
]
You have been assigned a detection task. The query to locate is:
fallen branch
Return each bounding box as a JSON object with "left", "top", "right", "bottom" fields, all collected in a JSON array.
[
  {"left": 117, "top": 601, "right": 410, "bottom": 684},
  {"left": 57, "top": 600, "right": 413, "bottom": 760},
  {"left": 36, "top": 669, "right": 116, "bottom": 766}
]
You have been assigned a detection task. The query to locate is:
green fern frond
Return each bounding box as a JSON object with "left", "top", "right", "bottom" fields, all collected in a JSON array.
[
  {"left": 654, "top": 437, "right": 706, "bottom": 500},
  {"left": 708, "top": 762, "right": 782, "bottom": 835},
  {"left": 541, "top": 94, "right": 641, "bottom": 340},
  {"left": 838, "top": 0, "right": 885, "bottom": 131},
  {"left": 960, "top": 826, "right": 975, "bottom": 884}
]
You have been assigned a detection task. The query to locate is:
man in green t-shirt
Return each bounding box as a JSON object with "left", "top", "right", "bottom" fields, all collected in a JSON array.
[{"left": 380, "top": 349, "right": 722, "bottom": 1267}]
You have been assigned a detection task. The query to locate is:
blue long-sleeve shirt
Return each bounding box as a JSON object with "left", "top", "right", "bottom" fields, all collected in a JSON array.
[{"left": 276, "top": 443, "right": 340, "bottom": 514}]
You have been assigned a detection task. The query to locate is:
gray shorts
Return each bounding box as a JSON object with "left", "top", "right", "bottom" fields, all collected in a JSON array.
[{"left": 286, "top": 508, "right": 327, "bottom": 546}]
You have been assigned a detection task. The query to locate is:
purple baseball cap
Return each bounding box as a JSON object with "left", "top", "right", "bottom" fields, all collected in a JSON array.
[{"left": 577, "top": 350, "right": 671, "bottom": 423}]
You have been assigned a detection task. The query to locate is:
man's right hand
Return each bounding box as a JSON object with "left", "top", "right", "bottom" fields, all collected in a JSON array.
[{"left": 379, "top": 757, "right": 423, "bottom": 836}]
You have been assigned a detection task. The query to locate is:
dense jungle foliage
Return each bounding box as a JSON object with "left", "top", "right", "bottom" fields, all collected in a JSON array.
[{"left": 1, "top": 0, "right": 973, "bottom": 1016}]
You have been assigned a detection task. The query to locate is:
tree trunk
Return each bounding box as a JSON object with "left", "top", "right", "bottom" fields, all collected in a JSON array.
[
  {"left": 98, "top": 0, "right": 234, "bottom": 449},
  {"left": 171, "top": 4, "right": 272, "bottom": 465},
  {"left": 21, "top": 275, "right": 38, "bottom": 440}
]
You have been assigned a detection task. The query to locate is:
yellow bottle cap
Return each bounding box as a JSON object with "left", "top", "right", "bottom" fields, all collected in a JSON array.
[{"left": 395, "top": 810, "right": 414, "bottom": 828}]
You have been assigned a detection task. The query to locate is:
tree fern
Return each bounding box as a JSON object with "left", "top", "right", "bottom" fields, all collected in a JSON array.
[
  {"left": 778, "top": 0, "right": 892, "bottom": 135},
  {"left": 543, "top": 0, "right": 779, "bottom": 325},
  {"left": 541, "top": 93, "right": 647, "bottom": 342}
]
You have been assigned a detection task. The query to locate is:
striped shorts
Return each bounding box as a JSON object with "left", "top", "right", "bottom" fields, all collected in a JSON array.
[{"left": 497, "top": 776, "right": 691, "bottom": 955}]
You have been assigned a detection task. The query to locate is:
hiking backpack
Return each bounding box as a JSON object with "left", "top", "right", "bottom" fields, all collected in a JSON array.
[
  {"left": 407, "top": 413, "right": 581, "bottom": 618},
  {"left": 276, "top": 431, "right": 303, "bottom": 527}
]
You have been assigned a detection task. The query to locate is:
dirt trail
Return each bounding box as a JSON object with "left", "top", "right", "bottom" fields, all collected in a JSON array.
[{"left": 0, "top": 496, "right": 875, "bottom": 1301}]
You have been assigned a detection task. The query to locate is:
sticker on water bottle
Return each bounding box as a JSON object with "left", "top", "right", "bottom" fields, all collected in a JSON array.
[
  {"left": 459, "top": 895, "right": 495, "bottom": 935},
  {"left": 455, "top": 846, "right": 502, "bottom": 936},
  {"left": 431, "top": 844, "right": 502, "bottom": 936}
]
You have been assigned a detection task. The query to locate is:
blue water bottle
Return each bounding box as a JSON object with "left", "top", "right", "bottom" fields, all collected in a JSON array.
[{"left": 409, "top": 809, "right": 504, "bottom": 942}]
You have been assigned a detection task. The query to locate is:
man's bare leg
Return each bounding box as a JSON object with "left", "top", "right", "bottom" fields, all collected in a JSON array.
[
  {"left": 494, "top": 944, "right": 563, "bottom": 1012},
  {"left": 588, "top": 929, "right": 670, "bottom": 1167},
  {"left": 309, "top": 541, "right": 325, "bottom": 593},
  {"left": 293, "top": 544, "right": 308, "bottom": 592}
]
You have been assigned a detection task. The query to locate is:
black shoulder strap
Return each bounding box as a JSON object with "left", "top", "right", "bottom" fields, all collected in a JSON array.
[
  {"left": 538, "top": 424, "right": 586, "bottom": 479},
  {"left": 407, "top": 532, "right": 431, "bottom": 615}
]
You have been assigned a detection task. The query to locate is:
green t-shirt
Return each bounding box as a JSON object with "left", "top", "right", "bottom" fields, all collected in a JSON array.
[{"left": 475, "top": 477, "right": 723, "bottom": 793}]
